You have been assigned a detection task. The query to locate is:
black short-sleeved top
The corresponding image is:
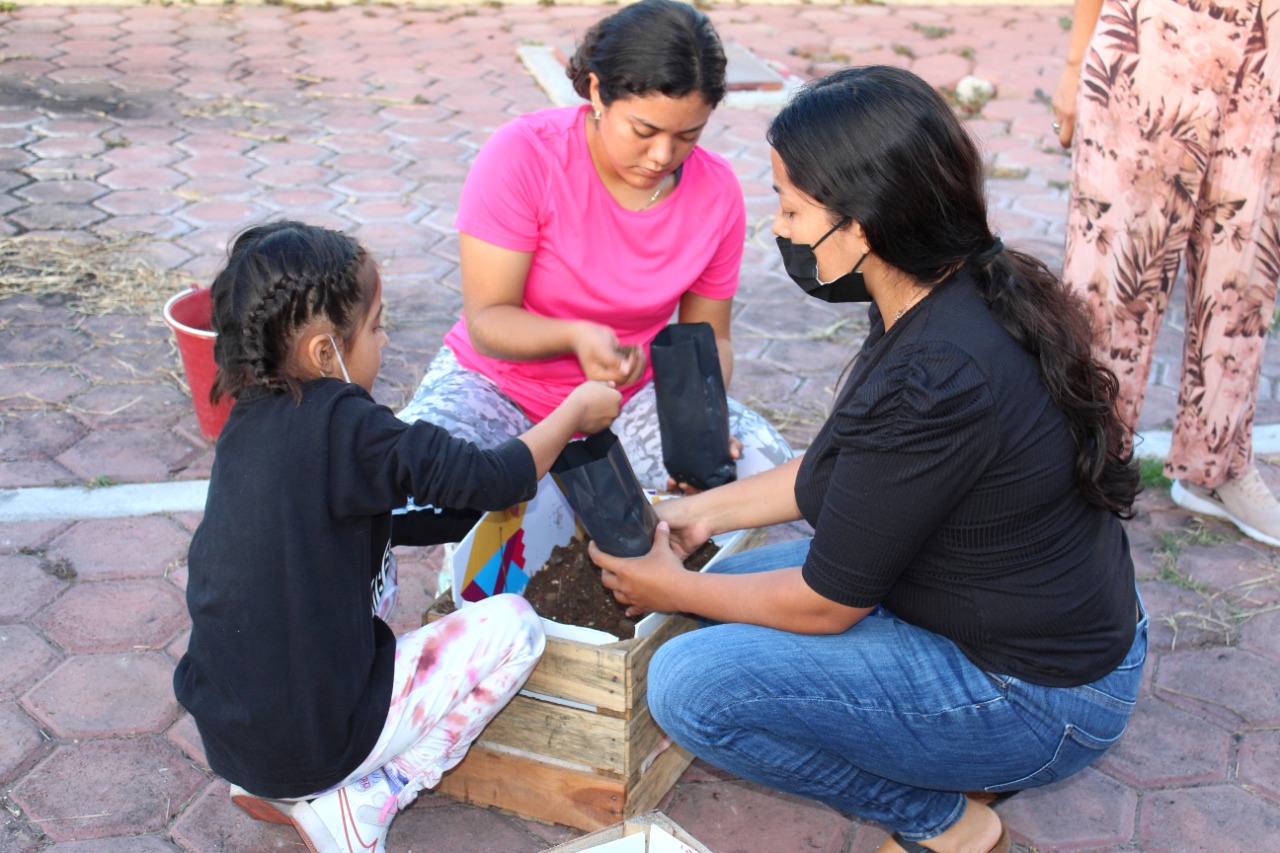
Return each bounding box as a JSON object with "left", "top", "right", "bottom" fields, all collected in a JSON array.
[
  {"left": 795, "top": 271, "right": 1135, "bottom": 687},
  {"left": 174, "top": 379, "right": 537, "bottom": 798}
]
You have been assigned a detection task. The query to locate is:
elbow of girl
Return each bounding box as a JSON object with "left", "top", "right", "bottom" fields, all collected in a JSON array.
[
  {"left": 465, "top": 316, "right": 501, "bottom": 359},
  {"left": 717, "top": 338, "right": 734, "bottom": 387}
]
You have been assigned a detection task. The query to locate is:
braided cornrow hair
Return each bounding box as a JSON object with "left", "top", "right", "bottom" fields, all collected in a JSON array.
[{"left": 209, "top": 221, "right": 369, "bottom": 403}]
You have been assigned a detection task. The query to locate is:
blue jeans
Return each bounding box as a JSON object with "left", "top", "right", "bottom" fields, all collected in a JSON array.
[{"left": 648, "top": 539, "right": 1147, "bottom": 842}]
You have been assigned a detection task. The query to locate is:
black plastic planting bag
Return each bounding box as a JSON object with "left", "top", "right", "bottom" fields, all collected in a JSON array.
[
  {"left": 651, "top": 322, "right": 736, "bottom": 490},
  {"left": 551, "top": 429, "right": 658, "bottom": 558}
]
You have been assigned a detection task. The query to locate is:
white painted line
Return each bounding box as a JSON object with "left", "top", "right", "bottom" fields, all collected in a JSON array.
[
  {"left": 1, "top": 425, "right": 1278, "bottom": 523},
  {"left": 1134, "top": 424, "right": 1280, "bottom": 459},
  {"left": 0, "top": 480, "right": 209, "bottom": 522}
]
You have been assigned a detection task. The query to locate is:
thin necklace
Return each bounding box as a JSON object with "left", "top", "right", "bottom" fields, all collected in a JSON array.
[
  {"left": 894, "top": 286, "right": 928, "bottom": 321},
  {"left": 639, "top": 175, "right": 668, "bottom": 211}
]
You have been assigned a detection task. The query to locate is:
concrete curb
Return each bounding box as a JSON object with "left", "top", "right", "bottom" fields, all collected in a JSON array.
[
  {"left": 0, "top": 480, "right": 210, "bottom": 522},
  {"left": 7, "top": 427, "right": 1280, "bottom": 522}
]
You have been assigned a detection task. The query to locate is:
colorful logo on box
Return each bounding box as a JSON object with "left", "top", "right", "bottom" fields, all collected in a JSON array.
[{"left": 460, "top": 505, "right": 532, "bottom": 602}]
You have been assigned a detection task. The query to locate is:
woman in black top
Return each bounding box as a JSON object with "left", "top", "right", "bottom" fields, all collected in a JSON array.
[{"left": 590, "top": 66, "right": 1145, "bottom": 853}]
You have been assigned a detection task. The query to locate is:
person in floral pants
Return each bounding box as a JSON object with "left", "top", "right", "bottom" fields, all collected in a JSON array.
[{"left": 1053, "top": 0, "right": 1280, "bottom": 545}]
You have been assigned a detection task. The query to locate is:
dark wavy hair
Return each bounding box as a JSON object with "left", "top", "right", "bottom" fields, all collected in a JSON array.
[
  {"left": 567, "top": 0, "right": 727, "bottom": 108},
  {"left": 767, "top": 66, "right": 1139, "bottom": 517},
  {"left": 208, "top": 221, "right": 372, "bottom": 403}
]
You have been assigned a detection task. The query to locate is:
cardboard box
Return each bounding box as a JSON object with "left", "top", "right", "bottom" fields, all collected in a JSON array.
[
  {"left": 427, "top": 453, "right": 770, "bottom": 830},
  {"left": 542, "top": 811, "right": 713, "bottom": 853}
]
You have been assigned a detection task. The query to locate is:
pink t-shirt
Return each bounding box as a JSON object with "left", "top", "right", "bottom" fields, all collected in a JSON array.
[{"left": 445, "top": 104, "right": 746, "bottom": 422}]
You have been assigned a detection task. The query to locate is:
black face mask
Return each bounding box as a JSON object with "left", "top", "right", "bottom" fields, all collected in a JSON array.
[{"left": 776, "top": 218, "right": 871, "bottom": 303}]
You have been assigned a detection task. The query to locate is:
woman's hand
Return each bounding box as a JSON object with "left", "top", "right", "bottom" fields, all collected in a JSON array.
[
  {"left": 572, "top": 322, "right": 646, "bottom": 387},
  {"left": 590, "top": 522, "right": 689, "bottom": 617},
  {"left": 614, "top": 344, "right": 647, "bottom": 387},
  {"left": 1052, "top": 0, "right": 1105, "bottom": 149},
  {"left": 653, "top": 497, "right": 713, "bottom": 558},
  {"left": 1051, "top": 63, "right": 1081, "bottom": 148}
]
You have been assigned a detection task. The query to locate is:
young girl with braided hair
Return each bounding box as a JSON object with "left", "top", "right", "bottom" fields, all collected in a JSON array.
[{"left": 173, "top": 221, "right": 621, "bottom": 853}]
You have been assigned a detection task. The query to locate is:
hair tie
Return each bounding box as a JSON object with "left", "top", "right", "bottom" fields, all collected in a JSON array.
[{"left": 975, "top": 237, "right": 1004, "bottom": 266}]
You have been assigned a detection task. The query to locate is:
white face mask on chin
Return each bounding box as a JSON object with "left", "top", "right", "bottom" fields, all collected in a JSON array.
[{"left": 326, "top": 334, "right": 352, "bottom": 383}]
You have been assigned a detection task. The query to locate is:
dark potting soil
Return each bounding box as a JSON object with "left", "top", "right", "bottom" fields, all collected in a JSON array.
[{"left": 521, "top": 536, "right": 720, "bottom": 640}]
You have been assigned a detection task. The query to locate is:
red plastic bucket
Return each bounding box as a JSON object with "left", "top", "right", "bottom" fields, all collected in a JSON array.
[{"left": 163, "top": 286, "right": 233, "bottom": 441}]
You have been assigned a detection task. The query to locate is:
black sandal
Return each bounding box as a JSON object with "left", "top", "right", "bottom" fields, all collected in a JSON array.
[
  {"left": 966, "top": 789, "right": 1021, "bottom": 807},
  {"left": 889, "top": 834, "right": 931, "bottom": 853}
]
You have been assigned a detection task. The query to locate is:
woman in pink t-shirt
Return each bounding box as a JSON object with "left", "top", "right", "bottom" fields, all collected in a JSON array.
[{"left": 398, "top": 0, "right": 792, "bottom": 490}]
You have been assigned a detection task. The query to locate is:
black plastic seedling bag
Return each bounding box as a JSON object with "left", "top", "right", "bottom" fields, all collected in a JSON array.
[
  {"left": 651, "top": 322, "right": 736, "bottom": 490},
  {"left": 551, "top": 429, "right": 658, "bottom": 558}
]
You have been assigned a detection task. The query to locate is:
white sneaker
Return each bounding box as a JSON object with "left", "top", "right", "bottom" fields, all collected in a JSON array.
[
  {"left": 288, "top": 770, "right": 399, "bottom": 853},
  {"left": 1170, "top": 466, "right": 1280, "bottom": 547}
]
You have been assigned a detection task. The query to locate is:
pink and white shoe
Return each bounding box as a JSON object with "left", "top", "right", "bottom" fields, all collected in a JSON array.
[{"left": 288, "top": 770, "right": 399, "bottom": 853}]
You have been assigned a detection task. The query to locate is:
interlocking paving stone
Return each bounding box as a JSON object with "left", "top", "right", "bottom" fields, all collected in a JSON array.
[
  {"left": 65, "top": 383, "right": 188, "bottom": 430},
  {"left": 0, "top": 520, "right": 72, "bottom": 554},
  {"left": 0, "top": 700, "right": 45, "bottom": 783},
  {"left": 2, "top": 4, "right": 1280, "bottom": 851},
  {"left": 9, "top": 203, "right": 107, "bottom": 231},
  {"left": 0, "top": 411, "right": 88, "bottom": 461},
  {"left": 1140, "top": 785, "right": 1280, "bottom": 853},
  {"left": 9, "top": 736, "right": 205, "bottom": 843},
  {"left": 1095, "top": 698, "right": 1231, "bottom": 788},
  {"left": 997, "top": 767, "right": 1137, "bottom": 850},
  {"left": 96, "top": 166, "right": 185, "bottom": 191},
  {"left": 1240, "top": 608, "right": 1280, "bottom": 663},
  {"left": 1237, "top": 731, "right": 1280, "bottom": 811},
  {"left": 43, "top": 517, "right": 189, "bottom": 582},
  {"left": 0, "top": 553, "right": 67, "bottom": 623},
  {"left": 34, "top": 579, "right": 187, "bottom": 654},
  {"left": 0, "top": 627, "right": 61, "bottom": 700},
  {"left": 665, "top": 778, "right": 852, "bottom": 853},
  {"left": 1155, "top": 647, "right": 1280, "bottom": 729},
  {"left": 23, "top": 652, "right": 181, "bottom": 738}
]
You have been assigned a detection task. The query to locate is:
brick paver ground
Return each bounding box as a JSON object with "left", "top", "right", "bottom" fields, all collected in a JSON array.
[{"left": 2, "top": 3, "right": 1280, "bottom": 851}]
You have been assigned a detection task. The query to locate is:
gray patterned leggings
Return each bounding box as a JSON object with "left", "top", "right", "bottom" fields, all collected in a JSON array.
[{"left": 397, "top": 347, "right": 795, "bottom": 490}]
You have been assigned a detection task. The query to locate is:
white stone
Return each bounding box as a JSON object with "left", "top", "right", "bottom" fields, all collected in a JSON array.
[{"left": 955, "top": 75, "right": 997, "bottom": 111}]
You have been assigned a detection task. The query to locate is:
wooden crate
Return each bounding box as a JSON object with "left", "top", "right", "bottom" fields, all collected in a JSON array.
[{"left": 424, "top": 528, "right": 764, "bottom": 832}]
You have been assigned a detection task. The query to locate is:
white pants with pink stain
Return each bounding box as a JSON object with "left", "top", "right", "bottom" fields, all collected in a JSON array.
[{"left": 317, "top": 593, "right": 545, "bottom": 807}]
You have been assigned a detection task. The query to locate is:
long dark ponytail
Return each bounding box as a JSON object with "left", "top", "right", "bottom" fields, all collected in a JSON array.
[{"left": 768, "top": 66, "right": 1138, "bottom": 516}]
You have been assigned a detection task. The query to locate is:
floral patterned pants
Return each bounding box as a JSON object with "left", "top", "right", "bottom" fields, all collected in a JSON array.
[
  {"left": 398, "top": 346, "right": 796, "bottom": 490},
  {"left": 1064, "top": 0, "right": 1280, "bottom": 487},
  {"left": 310, "top": 594, "right": 544, "bottom": 807}
]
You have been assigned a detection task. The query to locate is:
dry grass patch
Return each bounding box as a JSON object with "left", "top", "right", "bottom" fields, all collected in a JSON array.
[{"left": 0, "top": 233, "right": 188, "bottom": 315}]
